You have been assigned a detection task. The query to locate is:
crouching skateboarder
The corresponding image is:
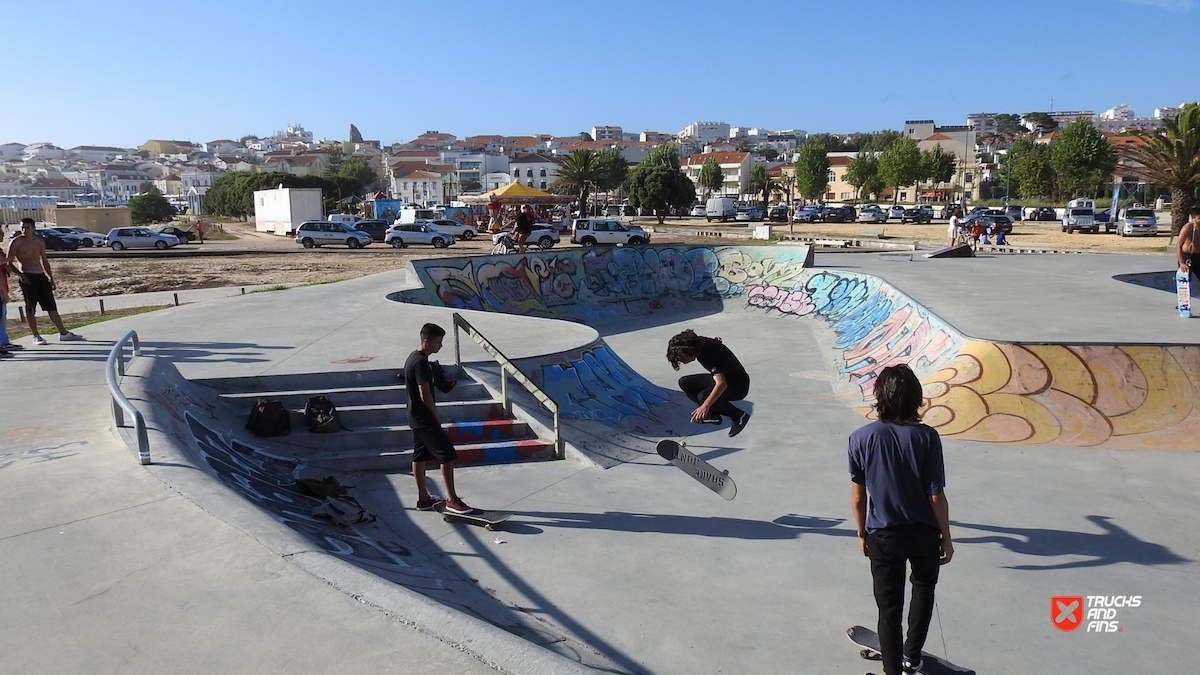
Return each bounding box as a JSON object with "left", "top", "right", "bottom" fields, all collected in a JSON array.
[
  {"left": 405, "top": 323, "right": 474, "bottom": 515},
  {"left": 667, "top": 329, "right": 751, "bottom": 437}
]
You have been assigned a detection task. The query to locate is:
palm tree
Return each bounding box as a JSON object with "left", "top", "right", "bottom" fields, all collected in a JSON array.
[
  {"left": 1127, "top": 105, "right": 1200, "bottom": 236},
  {"left": 552, "top": 149, "right": 625, "bottom": 217}
]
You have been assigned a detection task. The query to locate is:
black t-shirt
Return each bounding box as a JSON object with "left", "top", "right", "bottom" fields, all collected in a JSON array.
[
  {"left": 697, "top": 337, "right": 749, "bottom": 390},
  {"left": 404, "top": 350, "right": 438, "bottom": 429},
  {"left": 515, "top": 212, "right": 535, "bottom": 233}
]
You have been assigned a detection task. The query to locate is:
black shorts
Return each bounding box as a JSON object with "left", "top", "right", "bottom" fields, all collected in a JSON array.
[
  {"left": 412, "top": 425, "right": 457, "bottom": 465},
  {"left": 20, "top": 272, "right": 57, "bottom": 313},
  {"left": 515, "top": 224, "right": 533, "bottom": 235}
]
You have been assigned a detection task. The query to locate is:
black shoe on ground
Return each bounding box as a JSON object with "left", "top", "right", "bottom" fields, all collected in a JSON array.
[
  {"left": 729, "top": 409, "right": 750, "bottom": 437},
  {"left": 415, "top": 497, "right": 445, "bottom": 510},
  {"left": 902, "top": 655, "right": 923, "bottom": 673}
]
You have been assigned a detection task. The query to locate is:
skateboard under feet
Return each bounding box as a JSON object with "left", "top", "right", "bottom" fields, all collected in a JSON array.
[
  {"left": 846, "top": 625, "right": 974, "bottom": 675},
  {"left": 433, "top": 502, "right": 511, "bottom": 531}
]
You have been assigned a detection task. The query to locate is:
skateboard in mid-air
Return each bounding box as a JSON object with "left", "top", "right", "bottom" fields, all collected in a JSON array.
[
  {"left": 846, "top": 625, "right": 974, "bottom": 675},
  {"left": 656, "top": 439, "right": 736, "bottom": 500},
  {"left": 433, "top": 502, "right": 511, "bottom": 531}
]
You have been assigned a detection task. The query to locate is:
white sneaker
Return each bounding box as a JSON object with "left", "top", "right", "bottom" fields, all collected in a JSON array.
[
  {"left": 32, "top": 335, "right": 47, "bottom": 345},
  {"left": 59, "top": 332, "right": 83, "bottom": 342}
]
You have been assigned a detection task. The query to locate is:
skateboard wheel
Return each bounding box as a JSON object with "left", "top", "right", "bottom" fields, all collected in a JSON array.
[
  {"left": 485, "top": 524, "right": 496, "bottom": 531},
  {"left": 443, "top": 515, "right": 452, "bottom": 523},
  {"left": 722, "top": 470, "right": 728, "bottom": 475}
]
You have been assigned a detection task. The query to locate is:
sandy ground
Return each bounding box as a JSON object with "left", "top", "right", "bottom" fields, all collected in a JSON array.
[{"left": 5, "top": 217, "right": 1175, "bottom": 304}]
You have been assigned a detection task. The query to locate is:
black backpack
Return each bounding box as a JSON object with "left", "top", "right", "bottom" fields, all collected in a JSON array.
[
  {"left": 247, "top": 398, "right": 290, "bottom": 437},
  {"left": 304, "top": 395, "right": 343, "bottom": 433}
]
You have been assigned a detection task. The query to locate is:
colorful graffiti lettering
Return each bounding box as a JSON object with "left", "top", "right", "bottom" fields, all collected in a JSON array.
[{"left": 540, "top": 345, "right": 672, "bottom": 424}]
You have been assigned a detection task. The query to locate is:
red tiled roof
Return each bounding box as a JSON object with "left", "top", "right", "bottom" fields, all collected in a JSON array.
[
  {"left": 924, "top": 133, "right": 954, "bottom": 141},
  {"left": 683, "top": 151, "right": 749, "bottom": 166}
]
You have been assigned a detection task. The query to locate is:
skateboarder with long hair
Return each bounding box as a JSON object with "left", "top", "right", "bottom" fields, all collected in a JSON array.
[
  {"left": 849, "top": 364, "right": 953, "bottom": 675},
  {"left": 666, "top": 329, "right": 751, "bottom": 437}
]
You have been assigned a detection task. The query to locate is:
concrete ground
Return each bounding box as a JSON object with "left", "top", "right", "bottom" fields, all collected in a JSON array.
[{"left": 2, "top": 249, "right": 1196, "bottom": 675}]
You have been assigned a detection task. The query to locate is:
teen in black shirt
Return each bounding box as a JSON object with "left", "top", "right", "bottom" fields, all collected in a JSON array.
[{"left": 666, "top": 329, "right": 751, "bottom": 437}]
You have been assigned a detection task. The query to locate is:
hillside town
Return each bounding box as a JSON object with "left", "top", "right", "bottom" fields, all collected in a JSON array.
[{"left": 0, "top": 102, "right": 1188, "bottom": 220}]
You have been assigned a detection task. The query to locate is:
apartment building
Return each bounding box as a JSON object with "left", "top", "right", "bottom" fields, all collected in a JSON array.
[
  {"left": 509, "top": 153, "right": 561, "bottom": 191},
  {"left": 681, "top": 151, "right": 751, "bottom": 197}
]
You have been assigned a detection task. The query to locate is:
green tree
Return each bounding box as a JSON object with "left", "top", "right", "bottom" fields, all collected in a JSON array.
[
  {"left": 794, "top": 142, "right": 831, "bottom": 201},
  {"left": 1051, "top": 120, "right": 1117, "bottom": 198},
  {"left": 129, "top": 186, "right": 176, "bottom": 224},
  {"left": 922, "top": 146, "right": 957, "bottom": 191},
  {"left": 760, "top": 147, "right": 779, "bottom": 161},
  {"left": 336, "top": 157, "right": 378, "bottom": 190},
  {"left": 551, "top": 149, "right": 626, "bottom": 217},
  {"left": 625, "top": 143, "right": 696, "bottom": 224},
  {"left": 1011, "top": 142, "right": 1054, "bottom": 198},
  {"left": 322, "top": 146, "right": 346, "bottom": 177},
  {"left": 845, "top": 153, "right": 880, "bottom": 201},
  {"left": 1127, "top": 104, "right": 1200, "bottom": 235},
  {"left": 698, "top": 157, "right": 724, "bottom": 198},
  {"left": 204, "top": 171, "right": 355, "bottom": 219},
  {"left": 857, "top": 130, "right": 903, "bottom": 153},
  {"left": 1023, "top": 112, "right": 1058, "bottom": 134},
  {"left": 993, "top": 114, "right": 1026, "bottom": 139},
  {"left": 748, "top": 163, "right": 778, "bottom": 208},
  {"left": 735, "top": 138, "right": 751, "bottom": 153},
  {"left": 578, "top": 131, "right": 593, "bottom": 142},
  {"left": 878, "top": 136, "right": 922, "bottom": 204}
]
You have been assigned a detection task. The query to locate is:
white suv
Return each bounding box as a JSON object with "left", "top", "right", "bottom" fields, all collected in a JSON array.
[{"left": 570, "top": 219, "right": 651, "bottom": 246}]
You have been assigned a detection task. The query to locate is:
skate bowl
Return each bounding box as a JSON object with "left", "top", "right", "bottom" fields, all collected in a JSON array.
[{"left": 390, "top": 243, "right": 1200, "bottom": 455}]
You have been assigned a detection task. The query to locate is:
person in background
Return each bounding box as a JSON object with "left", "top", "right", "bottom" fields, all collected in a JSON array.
[{"left": 6, "top": 219, "right": 82, "bottom": 344}]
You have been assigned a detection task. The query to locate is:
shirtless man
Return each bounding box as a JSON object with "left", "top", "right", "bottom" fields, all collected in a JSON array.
[
  {"left": 1175, "top": 207, "right": 1200, "bottom": 317},
  {"left": 6, "top": 219, "right": 82, "bottom": 344}
]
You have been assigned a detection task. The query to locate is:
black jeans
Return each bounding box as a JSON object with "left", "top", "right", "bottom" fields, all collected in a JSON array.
[
  {"left": 867, "top": 524, "right": 942, "bottom": 675},
  {"left": 678, "top": 374, "right": 748, "bottom": 420}
]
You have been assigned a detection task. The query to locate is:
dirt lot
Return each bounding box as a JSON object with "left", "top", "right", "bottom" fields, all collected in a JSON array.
[{"left": 7, "top": 217, "right": 1175, "bottom": 303}]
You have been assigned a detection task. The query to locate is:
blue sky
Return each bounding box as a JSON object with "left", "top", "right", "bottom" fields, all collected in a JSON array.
[{"left": 2, "top": 0, "right": 1195, "bottom": 149}]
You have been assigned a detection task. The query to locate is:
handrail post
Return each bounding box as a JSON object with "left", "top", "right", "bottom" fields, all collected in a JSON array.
[
  {"left": 500, "top": 367, "right": 510, "bottom": 415},
  {"left": 107, "top": 329, "right": 151, "bottom": 465},
  {"left": 453, "top": 321, "right": 461, "bottom": 364}
]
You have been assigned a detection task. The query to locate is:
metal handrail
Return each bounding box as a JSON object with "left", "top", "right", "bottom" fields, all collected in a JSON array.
[
  {"left": 106, "top": 329, "right": 150, "bottom": 465},
  {"left": 451, "top": 313, "right": 562, "bottom": 459}
]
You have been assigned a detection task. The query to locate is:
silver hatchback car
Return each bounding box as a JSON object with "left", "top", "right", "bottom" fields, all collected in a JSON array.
[
  {"left": 1117, "top": 208, "right": 1158, "bottom": 237},
  {"left": 105, "top": 227, "right": 180, "bottom": 251},
  {"left": 294, "top": 221, "right": 373, "bottom": 248}
]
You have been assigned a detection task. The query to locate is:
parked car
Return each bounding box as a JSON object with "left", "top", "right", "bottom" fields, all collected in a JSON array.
[
  {"left": 794, "top": 205, "right": 822, "bottom": 222},
  {"left": 886, "top": 205, "right": 907, "bottom": 221},
  {"left": 977, "top": 215, "right": 1014, "bottom": 235},
  {"left": 46, "top": 226, "right": 106, "bottom": 247},
  {"left": 156, "top": 225, "right": 196, "bottom": 243},
  {"left": 1028, "top": 206, "right": 1057, "bottom": 221},
  {"left": 34, "top": 228, "right": 82, "bottom": 251},
  {"left": 940, "top": 203, "right": 963, "bottom": 219},
  {"left": 1094, "top": 209, "right": 1111, "bottom": 223},
  {"left": 1002, "top": 204, "right": 1024, "bottom": 221},
  {"left": 969, "top": 206, "right": 991, "bottom": 216},
  {"left": 384, "top": 223, "right": 457, "bottom": 248},
  {"left": 621, "top": 205, "right": 637, "bottom": 217},
  {"left": 689, "top": 203, "right": 707, "bottom": 217},
  {"left": 294, "top": 221, "right": 374, "bottom": 248},
  {"left": 570, "top": 219, "right": 650, "bottom": 246},
  {"left": 605, "top": 205, "right": 621, "bottom": 217},
  {"left": 104, "top": 226, "right": 179, "bottom": 251},
  {"left": 353, "top": 220, "right": 392, "bottom": 242},
  {"left": 1117, "top": 208, "right": 1158, "bottom": 237},
  {"left": 426, "top": 219, "right": 478, "bottom": 239},
  {"left": 915, "top": 204, "right": 935, "bottom": 217},
  {"left": 857, "top": 205, "right": 887, "bottom": 223},
  {"left": 900, "top": 208, "right": 933, "bottom": 224},
  {"left": 769, "top": 206, "right": 790, "bottom": 222},
  {"left": 735, "top": 207, "right": 765, "bottom": 222},
  {"left": 822, "top": 206, "right": 856, "bottom": 223}
]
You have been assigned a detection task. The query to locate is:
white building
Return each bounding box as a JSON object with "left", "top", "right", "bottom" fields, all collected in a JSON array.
[
  {"left": 439, "top": 151, "right": 509, "bottom": 187},
  {"left": 509, "top": 153, "right": 561, "bottom": 191},
  {"left": 591, "top": 126, "right": 623, "bottom": 142},
  {"left": 965, "top": 113, "right": 1002, "bottom": 133},
  {"left": 1099, "top": 104, "right": 1136, "bottom": 120},
  {"left": 677, "top": 121, "right": 730, "bottom": 146},
  {"left": 22, "top": 142, "right": 66, "bottom": 160},
  {"left": 0, "top": 143, "right": 26, "bottom": 160},
  {"left": 681, "top": 151, "right": 751, "bottom": 197},
  {"left": 1155, "top": 107, "right": 1182, "bottom": 119},
  {"left": 68, "top": 146, "right": 131, "bottom": 162},
  {"left": 394, "top": 170, "right": 443, "bottom": 206}
]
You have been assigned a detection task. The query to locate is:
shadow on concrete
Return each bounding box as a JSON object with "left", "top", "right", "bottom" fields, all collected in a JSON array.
[
  {"left": 519, "top": 510, "right": 858, "bottom": 540},
  {"left": 1113, "top": 270, "right": 1175, "bottom": 293},
  {"left": 953, "top": 515, "right": 1190, "bottom": 570}
]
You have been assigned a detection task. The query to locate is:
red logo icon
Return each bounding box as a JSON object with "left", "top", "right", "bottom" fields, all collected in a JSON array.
[{"left": 1053, "top": 596, "right": 1084, "bottom": 631}]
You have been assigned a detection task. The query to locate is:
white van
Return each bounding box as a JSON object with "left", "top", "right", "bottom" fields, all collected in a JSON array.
[
  {"left": 328, "top": 214, "right": 366, "bottom": 226},
  {"left": 705, "top": 197, "right": 737, "bottom": 223}
]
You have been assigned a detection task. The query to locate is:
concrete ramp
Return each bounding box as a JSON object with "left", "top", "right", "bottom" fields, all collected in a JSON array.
[{"left": 391, "top": 243, "right": 1200, "bottom": 453}]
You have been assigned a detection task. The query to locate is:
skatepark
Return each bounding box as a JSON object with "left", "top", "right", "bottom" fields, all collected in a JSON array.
[{"left": 3, "top": 242, "right": 1198, "bottom": 674}]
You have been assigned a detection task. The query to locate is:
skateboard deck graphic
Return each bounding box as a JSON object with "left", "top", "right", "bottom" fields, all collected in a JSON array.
[
  {"left": 1177, "top": 269, "right": 1195, "bottom": 317},
  {"left": 656, "top": 439, "right": 736, "bottom": 500},
  {"left": 846, "top": 625, "right": 974, "bottom": 675},
  {"left": 433, "top": 502, "right": 511, "bottom": 531}
]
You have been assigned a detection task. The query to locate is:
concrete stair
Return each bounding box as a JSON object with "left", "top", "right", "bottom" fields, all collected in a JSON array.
[{"left": 192, "top": 366, "right": 558, "bottom": 471}]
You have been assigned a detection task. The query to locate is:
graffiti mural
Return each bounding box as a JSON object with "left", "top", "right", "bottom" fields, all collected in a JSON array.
[{"left": 540, "top": 344, "right": 673, "bottom": 424}]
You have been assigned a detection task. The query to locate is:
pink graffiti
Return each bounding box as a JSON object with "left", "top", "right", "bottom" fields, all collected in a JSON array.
[{"left": 747, "top": 285, "right": 816, "bottom": 316}]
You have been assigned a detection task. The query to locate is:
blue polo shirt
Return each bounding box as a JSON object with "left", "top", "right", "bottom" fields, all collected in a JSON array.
[{"left": 848, "top": 421, "right": 945, "bottom": 532}]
